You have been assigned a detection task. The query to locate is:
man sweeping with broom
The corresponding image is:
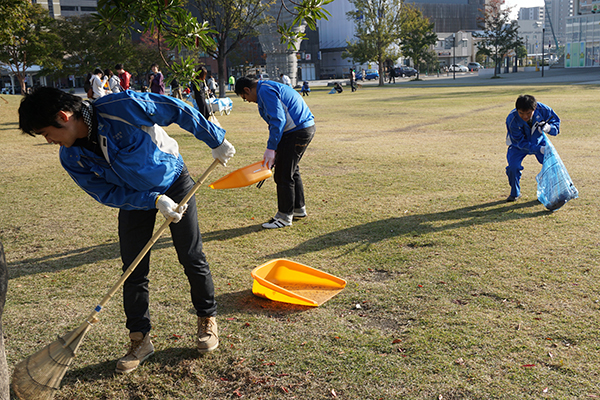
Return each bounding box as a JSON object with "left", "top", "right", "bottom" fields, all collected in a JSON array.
[{"left": 17, "top": 87, "right": 235, "bottom": 376}]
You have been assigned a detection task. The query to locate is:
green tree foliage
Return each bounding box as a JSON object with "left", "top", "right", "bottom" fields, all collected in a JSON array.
[
  {"left": 0, "top": 0, "right": 62, "bottom": 94},
  {"left": 95, "top": 0, "right": 215, "bottom": 90},
  {"left": 53, "top": 15, "right": 154, "bottom": 80},
  {"left": 95, "top": 0, "right": 329, "bottom": 93},
  {"left": 276, "top": 0, "right": 333, "bottom": 49},
  {"left": 192, "top": 0, "right": 271, "bottom": 97},
  {"left": 474, "top": 0, "right": 522, "bottom": 77},
  {"left": 398, "top": 5, "right": 437, "bottom": 80},
  {"left": 343, "top": 0, "right": 406, "bottom": 86}
]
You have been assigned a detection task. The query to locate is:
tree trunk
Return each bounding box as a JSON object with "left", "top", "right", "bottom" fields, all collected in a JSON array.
[
  {"left": 0, "top": 242, "right": 9, "bottom": 399},
  {"left": 217, "top": 52, "right": 228, "bottom": 99}
]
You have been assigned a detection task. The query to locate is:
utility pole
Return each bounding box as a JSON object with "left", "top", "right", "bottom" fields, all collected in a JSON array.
[{"left": 542, "top": 27, "right": 545, "bottom": 77}]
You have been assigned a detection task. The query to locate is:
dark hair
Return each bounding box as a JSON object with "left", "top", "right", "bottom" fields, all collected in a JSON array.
[
  {"left": 150, "top": 63, "right": 159, "bottom": 69},
  {"left": 515, "top": 94, "right": 537, "bottom": 111},
  {"left": 234, "top": 76, "right": 257, "bottom": 95},
  {"left": 115, "top": 63, "right": 124, "bottom": 71},
  {"left": 19, "top": 87, "right": 83, "bottom": 137},
  {"left": 93, "top": 68, "right": 103, "bottom": 75},
  {"left": 196, "top": 65, "right": 207, "bottom": 80},
  {"left": 104, "top": 69, "right": 113, "bottom": 78}
]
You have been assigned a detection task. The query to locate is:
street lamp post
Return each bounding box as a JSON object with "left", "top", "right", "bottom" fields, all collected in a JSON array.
[{"left": 452, "top": 33, "right": 456, "bottom": 80}]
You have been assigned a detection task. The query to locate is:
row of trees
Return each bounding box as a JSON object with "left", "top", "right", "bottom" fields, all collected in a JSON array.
[
  {"left": 1, "top": 0, "right": 522, "bottom": 94},
  {"left": 1, "top": 0, "right": 329, "bottom": 96},
  {"left": 341, "top": 0, "right": 523, "bottom": 85},
  {"left": 343, "top": 0, "right": 437, "bottom": 85}
]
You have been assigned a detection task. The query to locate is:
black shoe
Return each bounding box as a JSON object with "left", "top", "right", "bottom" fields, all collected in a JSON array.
[{"left": 506, "top": 194, "right": 522, "bottom": 202}]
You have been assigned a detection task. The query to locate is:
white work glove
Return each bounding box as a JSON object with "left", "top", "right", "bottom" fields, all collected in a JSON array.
[
  {"left": 540, "top": 146, "right": 546, "bottom": 155},
  {"left": 156, "top": 195, "right": 188, "bottom": 223},
  {"left": 212, "top": 139, "right": 235, "bottom": 166},
  {"left": 538, "top": 121, "right": 551, "bottom": 134},
  {"left": 263, "top": 149, "right": 276, "bottom": 169}
]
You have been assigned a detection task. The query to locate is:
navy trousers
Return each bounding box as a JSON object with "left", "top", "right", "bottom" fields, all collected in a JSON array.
[
  {"left": 119, "top": 166, "right": 216, "bottom": 334},
  {"left": 273, "top": 125, "right": 315, "bottom": 218}
]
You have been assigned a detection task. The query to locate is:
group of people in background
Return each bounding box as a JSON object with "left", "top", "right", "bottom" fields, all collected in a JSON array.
[
  {"left": 86, "top": 63, "right": 132, "bottom": 100},
  {"left": 86, "top": 63, "right": 169, "bottom": 101}
]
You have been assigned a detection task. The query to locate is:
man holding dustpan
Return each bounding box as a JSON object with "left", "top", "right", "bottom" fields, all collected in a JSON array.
[
  {"left": 18, "top": 87, "right": 235, "bottom": 374},
  {"left": 234, "top": 76, "right": 315, "bottom": 229}
]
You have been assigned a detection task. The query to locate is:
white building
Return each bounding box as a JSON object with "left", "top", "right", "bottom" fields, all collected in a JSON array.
[{"left": 32, "top": 0, "right": 97, "bottom": 18}]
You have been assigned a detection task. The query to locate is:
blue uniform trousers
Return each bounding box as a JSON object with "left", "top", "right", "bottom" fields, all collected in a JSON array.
[{"left": 506, "top": 146, "right": 544, "bottom": 198}]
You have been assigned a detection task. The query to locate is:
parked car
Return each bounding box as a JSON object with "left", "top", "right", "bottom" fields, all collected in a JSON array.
[
  {"left": 467, "top": 62, "right": 483, "bottom": 71},
  {"left": 448, "top": 64, "right": 468, "bottom": 72},
  {"left": 394, "top": 66, "right": 417, "bottom": 77},
  {"left": 356, "top": 69, "right": 379, "bottom": 80}
]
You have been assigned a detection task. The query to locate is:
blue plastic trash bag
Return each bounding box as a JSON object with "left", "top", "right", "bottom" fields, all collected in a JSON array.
[{"left": 536, "top": 135, "right": 578, "bottom": 211}]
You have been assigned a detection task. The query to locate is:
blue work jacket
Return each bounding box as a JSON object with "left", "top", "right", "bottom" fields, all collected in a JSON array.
[
  {"left": 505, "top": 102, "right": 560, "bottom": 154},
  {"left": 256, "top": 80, "right": 314, "bottom": 150},
  {"left": 60, "top": 91, "right": 225, "bottom": 210}
]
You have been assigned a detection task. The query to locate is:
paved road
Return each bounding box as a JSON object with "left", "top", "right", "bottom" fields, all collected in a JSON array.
[{"left": 336, "top": 66, "right": 600, "bottom": 87}]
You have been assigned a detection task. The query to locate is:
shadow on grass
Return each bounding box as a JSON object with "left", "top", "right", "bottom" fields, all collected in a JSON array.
[
  {"left": 8, "top": 237, "right": 173, "bottom": 279},
  {"left": 202, "top": 224, "right": 263, "bottom": 243},
  {"left": 269, "top": 199, "right": 547, "bottom": 258},
  {"left": 0, "top": 122, "right": 18, "bottom": 131},
  {"left": 215, "top": 289, "right": 312, "bottom": 318},
  {"left": 59, "top": 345, "right": 200, "bottom": 386}
]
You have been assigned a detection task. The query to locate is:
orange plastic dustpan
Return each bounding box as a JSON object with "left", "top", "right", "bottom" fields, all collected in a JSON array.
[
  {"left": 251, "top": 259, "right": 346, "bottom": 307},
  {"left": 209, "top": 161, "right": 272, "bottom": 189}
]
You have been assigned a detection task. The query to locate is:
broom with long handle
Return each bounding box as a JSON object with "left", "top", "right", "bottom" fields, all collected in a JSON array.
[{"left": 11, "top": 159, "right": 221, "bottom": 400}]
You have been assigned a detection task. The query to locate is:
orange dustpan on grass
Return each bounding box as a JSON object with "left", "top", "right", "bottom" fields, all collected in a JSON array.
[
  {"left": 251, "top": 259, "right": 346, "bottom": 307},
  {"left": 209, "top": 161, "right": 272, "bottom": 189}
]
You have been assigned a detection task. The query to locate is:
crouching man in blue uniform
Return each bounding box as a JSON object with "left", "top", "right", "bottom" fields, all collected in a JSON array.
[
  {"left": 18, "top": 87, "right": 235, "bottom": 374},
  {"left": 234, "top": 76, "right": 315, "bottom": 229},
  {"left": 505, "top": 94, "right": 560, "bottom": 202}
]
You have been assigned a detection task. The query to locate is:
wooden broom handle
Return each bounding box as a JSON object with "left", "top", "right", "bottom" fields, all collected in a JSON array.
[{"left": 65, "top": 159, "right": 221, "bottom": 346}]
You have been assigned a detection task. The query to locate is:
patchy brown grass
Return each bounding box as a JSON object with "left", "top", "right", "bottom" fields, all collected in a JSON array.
[{"left": 2, "top": 82, "right": 600, "bottom": 399}]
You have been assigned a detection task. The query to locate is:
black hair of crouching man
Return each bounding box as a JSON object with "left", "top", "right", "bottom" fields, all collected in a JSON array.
[{"left": 0, "top": 242, "right": 8, "bottom": 399}]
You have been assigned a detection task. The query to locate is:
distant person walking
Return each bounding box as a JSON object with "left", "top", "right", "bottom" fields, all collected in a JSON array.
[
  {"left": 228, "top": 75, "right": 235, "bottom": 91},
  {"left": 89, "top": 68, "right": 107, "bottom": 100},
  {"left": 148, "top": 63, "right": 165, "bottom": 95},
  {"left": 207, "top": 74, "right": 217, "bottom": 97},
  {"left": 115, "top": 63, "right": 131, "bottom": 91},
  {"left": 105, "top": 69, "right": 122, "bottom": 93},
  {"left": 192, "top": 66, "right": 211, "bottom": 119},
  {"left": 171, "top": 78, "right": 183, "bottom": 99}
]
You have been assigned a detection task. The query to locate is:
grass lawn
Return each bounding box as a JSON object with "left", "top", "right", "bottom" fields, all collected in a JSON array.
[{"left": 1, "top": 80, "right": 600, "bottom": 399}]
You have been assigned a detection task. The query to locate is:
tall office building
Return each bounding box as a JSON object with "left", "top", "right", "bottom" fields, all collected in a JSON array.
[
  {"left": 409, "top": 0, "right": 487, "bottom": 32},
  {"left": 519, "top": 6, "right": 544, "bottom": 21},
  {"left": 545, "top": 0, "right": 573, "bottom": 46}
]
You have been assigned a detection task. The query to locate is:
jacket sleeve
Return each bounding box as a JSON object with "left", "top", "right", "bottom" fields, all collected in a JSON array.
[
  {"left": 258, "top": 86, "right": 287, "bottom": 150},
  {"left": 60, "top": 151, "right": 159, "bottom": 210},
  {"left": 537, "top": 103, "right": 560, "bottom": 136},
  {"left": 96, "top": 92, "right": 226, "bottom": 149}
]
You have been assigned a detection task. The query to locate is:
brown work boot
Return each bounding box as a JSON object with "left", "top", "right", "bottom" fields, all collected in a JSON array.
[
  {"left": 197, "top": 316, "right": 219, "bottom": 353},
  {"left": 115, "top": 332, "right": 154, "bottom": 374}
]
